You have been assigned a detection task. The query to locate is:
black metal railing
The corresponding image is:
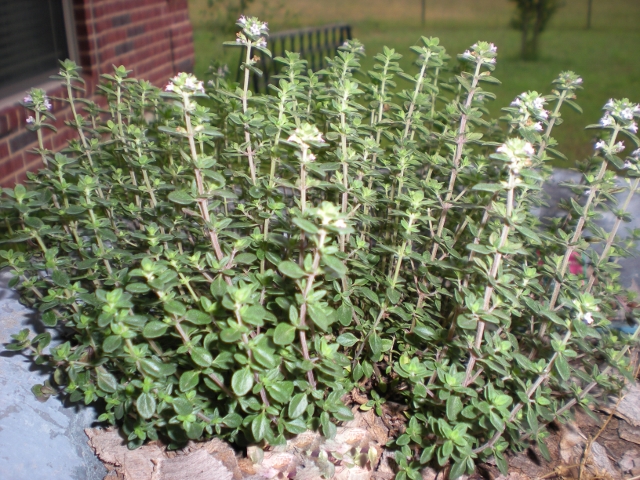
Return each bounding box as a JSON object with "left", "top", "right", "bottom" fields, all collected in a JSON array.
[{"left": 235, "top": 23, "right": 352, "bottom": 93}]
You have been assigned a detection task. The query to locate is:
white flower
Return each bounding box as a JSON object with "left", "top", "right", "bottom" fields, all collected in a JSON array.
[
  {"left": 533, "top": 122, "right": 543, "bottom": 132},
  {"left": 628, "top": 122, "right": 638, "bottom": 134},
  {"left": 238, "top": 15, "right": 247, "bottom": 26},
  {"left": 23, "top": 94, "right": 33, "bottom": 104},
  {"left": 511, "top": 98, "right": 522, "bottom": 107},
  {"left": 43, "top": 97, "right": 52, "bottom": 110},
  {"left": 605, "top": 98, "right": 615, "bottom": 110},
  {"left": 583, "top": 312, "right": 594, "bottom": 324},
  {"left": 584, "top": 189, "right": 591, "bottom": 197},
  {"left": 489, "top": 43, "right": 497, "bottom": 53},
  {"left": 533, "top": 97, "right": 545, "bottom": 111},
  {"left": 334, "top": 219, "right": 347, "bottom": 229},
  {"left": 624, "top": 160, "right": 633, "bottom": 169},
  {"left": 576, "top": 77, "right": 583, "bottom": 84},
  {"left": 599, "top": 114, "right": 615, "bottom": 127},
  {"left": 461, "top": 50, "right": 475, "bottom": 61},
  {"left": 257, "top": 38, "right": 267, "bottom": 48},
  {"left": 632, "top": 148, "right": 640, "bottom": 159},
  {"left": 612, "top": 141, "right": 625, "bottom": 154},
  {"left": 594, "top": 140, "right": 606, "bottom": 150},
  {"left": 26, "top": 116, "right": 35, "bottom": 124},
  {"left": 165, "top": 82, "right": 175, "bottom": 92},
  {"left": 621, "top": 108, "right": 634, "bottom": 121}
]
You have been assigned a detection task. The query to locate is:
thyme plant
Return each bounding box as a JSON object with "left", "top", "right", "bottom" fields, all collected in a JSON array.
[{"left": 3, "top": 17, "right": 640, "bottom": 479}]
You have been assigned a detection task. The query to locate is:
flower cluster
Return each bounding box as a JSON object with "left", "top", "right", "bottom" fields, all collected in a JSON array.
[
  {"left": 459, "top": 42, "right": 497, "bottom": 67},
  {"left": 288, "top": 123, "right": 325, "bottom": 146},
  {"left": 507, "top": 91, "right": 549, "bottom": 133},
  {"left": 315, "top": 202, "right": 349, "bottom": 231},
  {"left": 552, "top": 71, "right": 583, "bottom": 94},
  {"left": 496, "top": 138, "right": 535, "bottom": 174},
  {"left": 623, "top": 148, "right": 640, "bottom": 170},
  {"left": 595, "top": 139, "right": 625, "bottom": 154},
  {"left": 22, "top": 89, "right": 52, "bottom": 122},
  {"left": 600, "top": 98, "right": 640, "bottom": 134},
  {"left": 164, "top": 73, "right": 205, "bottom": 96},
  {"left": 236, "top": 16, "right": 268, "bottom": 47}
]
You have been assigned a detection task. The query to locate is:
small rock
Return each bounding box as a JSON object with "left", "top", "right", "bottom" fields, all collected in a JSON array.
[
  {"left": 619, "top": 421, "right": 640, "bottom": 445},
  {"left": 420, "top": 467, "right": 437, "bottom": 480},
  {"left": 618, "top": 450, "right": 638, "bottom": 472},
  {"left": 604, "top": 383, "right": 640, "bottom": 427}
]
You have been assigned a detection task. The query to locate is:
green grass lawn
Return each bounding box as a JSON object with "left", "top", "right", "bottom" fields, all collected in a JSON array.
[{"left": 188, "top": 0, "right": 640, "bottom": 164}]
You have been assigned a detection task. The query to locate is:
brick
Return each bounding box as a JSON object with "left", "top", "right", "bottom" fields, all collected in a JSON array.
[
  {"left": 111, "top": 13, "right": 131, "bottom": 27},
  {"left": 0, "top": 154, "right": 24, "bottom": 182},
  {"left": 128, "top": 24, "right": 146, "bottom": 37},
  {"left": 0, "top": 141, "right": 9, "bottom": 159},
  {"left": 0, "top": 115, "right": 9, "bottom": 139},
  {"left": 114, "top": 40, "right": 134, "bottom": 56},
  {"left": 9, "top": 130, "right": 37, "bottom": 155}
]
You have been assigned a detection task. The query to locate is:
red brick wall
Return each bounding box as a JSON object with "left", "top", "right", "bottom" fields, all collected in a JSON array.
[{"left": 0, "top": 0, "right": 194, "bottom": 187}]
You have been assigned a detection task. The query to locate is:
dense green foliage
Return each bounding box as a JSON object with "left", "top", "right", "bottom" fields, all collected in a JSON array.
[{"left": 3, "top": 17, "right": 640, "bottom": 479}]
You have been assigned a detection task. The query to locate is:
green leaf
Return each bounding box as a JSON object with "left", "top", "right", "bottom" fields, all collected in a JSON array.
[
  {"left": 179, "top": 370, "right": 200, "bottom": 392},
  {"left": 266, "top": 381, "right": 294, "bottom": 403},
  {"left": 337, "top": 333, "right": 358, "bottom": 347},
  {"left": 515, "top": 225, "right": 541, "bottom": 244},
  {"left": 446, "top": 396, "right": 463, "bottom": 421},
  {"left": 449, "top": 459, "right": 467, "bottom": 480},
  {"left": 288, "top": 393, "right": 308, "bottom": 419},
  {"left": 278, "top": 261, "right": 305, "bottom": 279},
  {"left": 168, "top": 190, "right": 195, "bottom": 205},
  {"left": 143, "top": 321, "right": 169, "bottom": 338},
  {"left": 137, "top": 392, "right": 156, "bottom": 419},
  {"left": 52, "top": 270, "right": 70, "bottom": 287},
  {"left": 323, "top": 255, "right": 346, "bottom": 276},
  {"left": 173, "top": 397, "right": 193, "bottom": 416},
  {"left": 472, "top": 183, "right": 502, "bottom": 192},
  {"left": 252, "top": 413, "right": 269, "bottom": 441},
  {"left": 555, "top": 354, "right": 571, "bottom": 381},
  {"left": 234, "top": 252, "right": 257, "bottom": 265},
  {"left": 242, "top": 305, "right": 266, "bottom": 326},
  {"left": 538, "top": 437, "right": 552, "bottom": 462},
  {"left": 284, "top": 417, "right": 307, "bottom": 434},
  {"left": 308, "top": 303, "right": 332, "bottom": 331},
  {"left": 185, "top": 309, "right": 211, "bottom": 325},
  {"left": 320, "top": 411, "right": 336, "bottom": 439},
  {"left": 186, "top": 421, "right": 204, "bottom": 440},
  {"left": 386, "top": 286, "right": 401, "bottom": 305},
  {"left": 413, "top": 323, "right": 435, "bottom": 340},
  {"left": 96, "top": 369, "right": 118, "bottom": 393},
  {"left": 222, "top": 412, "right": 242, "bottom": 428},
  {"left": 164, "top": 300, "right": 186, "bottom": 317},
  {"left": 359, "top": 287, "right": 379, "bottom": 305},
  {"left": 191, "top": 347, "right": 213, "bottom": 367},
  {"left": 102, "top": 335, "right": 122, "bottom": 353},
  {"left": 42, "top": 311, "right": 57, "bottom": 327},
  {"left": 337, "top": 303, "right": 352, "bottom": 326},
  {"left": 126, "top": 283, "right": 150, "bottom": 294},
  {"left": 273, "top": 323, "right": 296, "bottom": 345},
  {"left": 368, "top": 333, "right": 382, "bottom": 358},
  {"left": 231, "top": 368, "right": 254, "bottom": 396},
  {"left": 292, "top": 217, "right": 318, "bottom": 234}
]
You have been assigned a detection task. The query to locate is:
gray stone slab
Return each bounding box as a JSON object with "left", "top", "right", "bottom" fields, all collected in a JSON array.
[
  {"left": 0, "top": 271, "right": 106, "bottom": 480},
  {"left": 536, "top": 168, "right": 640, "bottom": 291}
]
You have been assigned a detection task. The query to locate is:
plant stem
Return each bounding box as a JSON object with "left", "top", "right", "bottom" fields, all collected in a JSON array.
[
  {"left": 464, "top": 170, "right": 516, "bottom": 386},
  {"left": 430, "top": 60, "right": 483, "bottom": 261},
  {"left": 241, "top": 44, "right": 257, "bottom": 185}
]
